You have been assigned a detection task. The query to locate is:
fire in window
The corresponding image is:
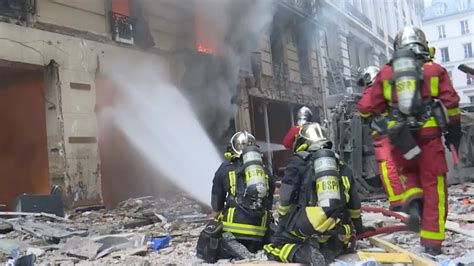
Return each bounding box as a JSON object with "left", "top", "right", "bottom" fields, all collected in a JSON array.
[{"left": 110, "top": 0, "right": 134, "bottom": 44}]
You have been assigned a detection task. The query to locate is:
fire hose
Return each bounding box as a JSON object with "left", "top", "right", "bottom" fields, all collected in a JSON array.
[{"left": 357, "top": 206, "right": 410, "bottom": 239}]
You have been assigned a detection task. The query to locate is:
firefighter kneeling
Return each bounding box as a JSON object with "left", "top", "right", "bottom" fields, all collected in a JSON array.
[
  {"left": 196, "top": 131, "right": 275, "bottom": 263},
  {"left": 264, "top": 123, "right": 373, "bottom": 265}
]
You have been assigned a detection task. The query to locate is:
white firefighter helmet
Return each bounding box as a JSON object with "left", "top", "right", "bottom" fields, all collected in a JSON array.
[
  {"left": 297, "top": 106, "right": 313, "bottom": 126},
  {"left": 230, "top": 131, "right": 256, "bottom": 155},
  {"left": 299, "top": 122, "right": 331, "bottom": 150},
  {"left": 394, "top": 26, "right": 428, "bottom": 52},
  {"left": 357, "top": 66, "right": 380, "bottom": 87}
]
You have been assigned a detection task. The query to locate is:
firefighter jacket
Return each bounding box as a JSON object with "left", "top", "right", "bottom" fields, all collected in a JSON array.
[
  {"left": 358, "top": 85, "right": 389, "bottom": 137},
  {"left": 283, "top": 126, "right": 301, "bottom": 150},
  {"left": 211, "top": 158, "right": 275, "bottom": 241},
  {"left": 277, "top": 152, "right": 362, "bottom": 242},
  {"left": 360, "top": 62, "right": 460, "bottom": 137}
]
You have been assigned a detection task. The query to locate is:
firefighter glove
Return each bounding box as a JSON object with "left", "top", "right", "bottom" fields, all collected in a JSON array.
[{"left": 445, "top": 122, "right": 462, "bottom": 152}]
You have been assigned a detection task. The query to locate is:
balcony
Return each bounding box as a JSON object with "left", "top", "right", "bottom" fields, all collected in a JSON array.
[
  {"left": 282, "top": 0, "right": 318, "bottom": 17},
  {"left": 343, "top": 2, "right": 372, "bottom": 29},
  {"left": 0, "top": 0, "right": 34, "bottom": 21},
  {"left": 110, "top": 11, "right": 134, "bottom": 44}
]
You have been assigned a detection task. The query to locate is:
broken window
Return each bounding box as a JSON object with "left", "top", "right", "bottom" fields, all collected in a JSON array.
[{"left": 270, "top": 18, "right": 285, "bottom": 77}]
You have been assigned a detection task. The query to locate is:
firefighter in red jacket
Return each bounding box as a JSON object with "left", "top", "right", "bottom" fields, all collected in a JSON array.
[
  {"left": 283, "top": 106, "right": 312, "bottom": 150},
  {"left": 366, "top": 26, "right": 461, "bottom": 255},
  {"left": 357, "top": 66, "right": 405, "bottom": 211}
]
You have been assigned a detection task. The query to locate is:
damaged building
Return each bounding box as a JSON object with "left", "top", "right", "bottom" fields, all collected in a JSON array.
[
  {"left": 0, "top": 0, "right": 329, "bottom": 208},
  {"left": 0, "top": 0, "right": 424, "bottom": 208}
]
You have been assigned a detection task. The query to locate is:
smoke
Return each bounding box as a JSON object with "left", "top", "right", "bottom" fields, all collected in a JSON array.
[
  {"left": 98, "top": 1, "right": 275, "bottom": 206},
  {"left": 180, "top": 0, "right": 275, "bottom": 148}
]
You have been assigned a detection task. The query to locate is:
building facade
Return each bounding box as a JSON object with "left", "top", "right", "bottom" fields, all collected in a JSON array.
[
  {"left": 422, "top": 0, "right": 474, "bottom": 103},
  {"left": 317, "top": 0, "right": 424, "bottom": 98},
  {"left": 0, "top": 0, "right": 328, "bottom": 208}
]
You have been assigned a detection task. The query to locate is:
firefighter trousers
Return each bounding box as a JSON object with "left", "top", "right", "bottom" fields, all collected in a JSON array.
[
  {"left": 392, "top": 136, "right": 448, "bottom": 247},
  {"left": 373, "top": 136, "right": 405, "bottom": 209}
]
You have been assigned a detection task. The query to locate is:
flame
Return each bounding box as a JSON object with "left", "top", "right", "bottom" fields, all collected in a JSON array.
[{"left": 196, "top": 44, "right": 216, "bottom": 55}]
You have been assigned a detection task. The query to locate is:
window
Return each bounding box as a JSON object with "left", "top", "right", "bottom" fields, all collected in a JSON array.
[
  {"left": 470, "top": 96, "right": 474, "bottom": 104},
  {"left": 464, "top": 43, "right": 473, "bottom": 58},
  {"left": 457, "top": 0, "right": 471, "bottom": 11},
  {"left": 461, "top": 20, "right": 470, "bottom": 35},
  {"left": 110, "top": 0, "right": 134, "bottom": 44},
  {"left": 438, "top": 25, "right": 446, "bottom": 38},
  {"left": 440, "top": 47, "right": 450, "bottom": 62},
  {"left": 434, "top": 3, "right": 447, "bottom": 16},
  {"left": 468, "top": 74, "right": 474, "bottom": 85}
]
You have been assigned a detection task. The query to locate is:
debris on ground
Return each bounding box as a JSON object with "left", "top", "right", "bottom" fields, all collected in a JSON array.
[{"left": 1, "top": 184, "right": 474, "bottom": 265}]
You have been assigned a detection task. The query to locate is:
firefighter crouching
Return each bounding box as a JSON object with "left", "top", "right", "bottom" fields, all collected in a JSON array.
[
  {"left": 196, "top": 131, "right": 275, "bottom": 263},
  {"left": 367, "top": 26, "right": 461, "bottom": 255},
  {"left": 283, "top": 106, "right": 313, "bottom": 150},
  {"left": 264, "top": 123, "right": 373, "bottom": 264},
  {"left": 357, "top": 66, "right": 406, "bottom": 211}
]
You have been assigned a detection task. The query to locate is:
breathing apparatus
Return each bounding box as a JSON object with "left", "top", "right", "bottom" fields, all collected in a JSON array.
[{"left": 241, "top": 145, "right": 268, "bottom": 210}]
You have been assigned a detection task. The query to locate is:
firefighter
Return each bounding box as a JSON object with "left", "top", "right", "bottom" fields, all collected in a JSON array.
[
  {"left": 283, "top": 106, "right": 312, "bottom": 150},
  {"left": 264, "top": 123, "right": 373, "bottom": 264},
  {"left": 357, "top": 66, "right": 405, "bottom": 211},
  {"left": 196, "top": 131, "right": 275, "bottom": 263},
  {"left": 366, "top": 26, "right": 461, "bottom": 255}
]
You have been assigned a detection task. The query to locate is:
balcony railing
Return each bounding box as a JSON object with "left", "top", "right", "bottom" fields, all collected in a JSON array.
[
  {"left": 110, "top": 12, "right": 134, "bottom": 44},
  {"left": 0, "top": 0, "right": 35, "bottom": 20},
  {"left": 343, "top": 2, "right": 372, "bottom": 29},
  {"left": 283, "top": 0, "right": 317, "bottom": 16}
]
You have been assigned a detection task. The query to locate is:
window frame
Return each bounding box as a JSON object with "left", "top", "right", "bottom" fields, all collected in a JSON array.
[
  {"left": 464, "top": 43, "right": 473, "bottom": 58},
  {"left": 440, "top": 47, "right": 450, "bottom": 62},
  {"left": 461, "top": 20, "right": 470, "bottom": 35},
  {"left": 438, "top": 25, "right": 446, "bottom": 39}
]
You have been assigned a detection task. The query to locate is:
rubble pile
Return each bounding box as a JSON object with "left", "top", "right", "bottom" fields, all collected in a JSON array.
[
  {"left": 2, "top": 183, "right": 474, "bottom": 265},
  {"left": 0, "top": 195, "right": 210, "bottom": 265}
]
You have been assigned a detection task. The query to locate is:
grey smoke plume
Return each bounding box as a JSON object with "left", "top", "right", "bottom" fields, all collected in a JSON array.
[{"left": 180, "top": 0, "right": 275, "bottom": 147}]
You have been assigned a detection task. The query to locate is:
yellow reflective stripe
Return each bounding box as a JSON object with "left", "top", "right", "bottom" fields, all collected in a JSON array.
[
  {"left": 423, "top": 116, "right": 438, "bottom": 128},
  {"left": 383, "top": 80, "right": 392, "bottom": 102},
  {"left": 227, "top": 207, "right": 235, "bottom": 223},
  {"left": 447, "top": 107, "right": 460, "bottom": 116},
  {"left": 278, "top": 204, "right": 291, "bottom": 216},
  {"left": 264, "top": 244, "right": 281, "bottom": 257},
  {"left": 430, "top": 77, "right": 439, "bottom": 97},
  {"left": 420, "top": 175, "right": 446, "bottom": 241},
  {"left": 388, "top": 120, "right": 396, "bottom": 128},
  {"left": 404, "top": 187, "right": 423, "bottom": 200},
  {"left": 229, "top": 171, "right": 236, "bottom": 196},
  {"left": 343, "top": 224, "right": 351, "bottom": 244},
  {"left": 359, "top": 111, "right": 372, "bottom": 118},
  {"left": 222, "top": 221, "right": 267, "bottom": 236},
  {"left": 349, "top": 209, "right": 361, "bottom": 219},
  {"left": 380, "top": 161, "right": 404, "bottom": 202},
  {"left": 342, "top": 176, "right": 350, "bottom": 203},
  {"left": 280, "top": 243, "right": 296, "bottom": 263}
]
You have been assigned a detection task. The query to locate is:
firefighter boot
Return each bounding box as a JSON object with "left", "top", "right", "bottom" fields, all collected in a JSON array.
[
  {"left": 221, "top": 232, "right": 253, "bottom": 259},
  {"left": 423, "top": 245, "right": 442, "bottom": 256},
  {"left": 407, "top": 200, "right": 422, "bottom": 232}
]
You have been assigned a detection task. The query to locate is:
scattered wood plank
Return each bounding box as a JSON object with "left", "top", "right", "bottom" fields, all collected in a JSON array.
[
  {"left": 369, "top": 236, "right": 437, "bottom": 266},
  {"left": 358, "top": 251, "right": 412, "bottom": 264},
  {"left": 446, "top": 221, "right": 474, "bottom": 238}
]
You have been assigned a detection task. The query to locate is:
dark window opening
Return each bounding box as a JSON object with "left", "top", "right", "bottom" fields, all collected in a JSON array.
[
  {"left": 0, "top": 0, "right": 35, "bottom": 20},
  {"left": 296, "top": 22, "right": 313, "bottom": 86}
]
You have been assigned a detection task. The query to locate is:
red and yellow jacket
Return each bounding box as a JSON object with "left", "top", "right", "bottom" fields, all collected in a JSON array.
[
  {"left": 360, "top": 62, "right": 460, "bottom": 136},
  {"left": 283, "top": 125, "right": 301, "bottom": 150}
]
